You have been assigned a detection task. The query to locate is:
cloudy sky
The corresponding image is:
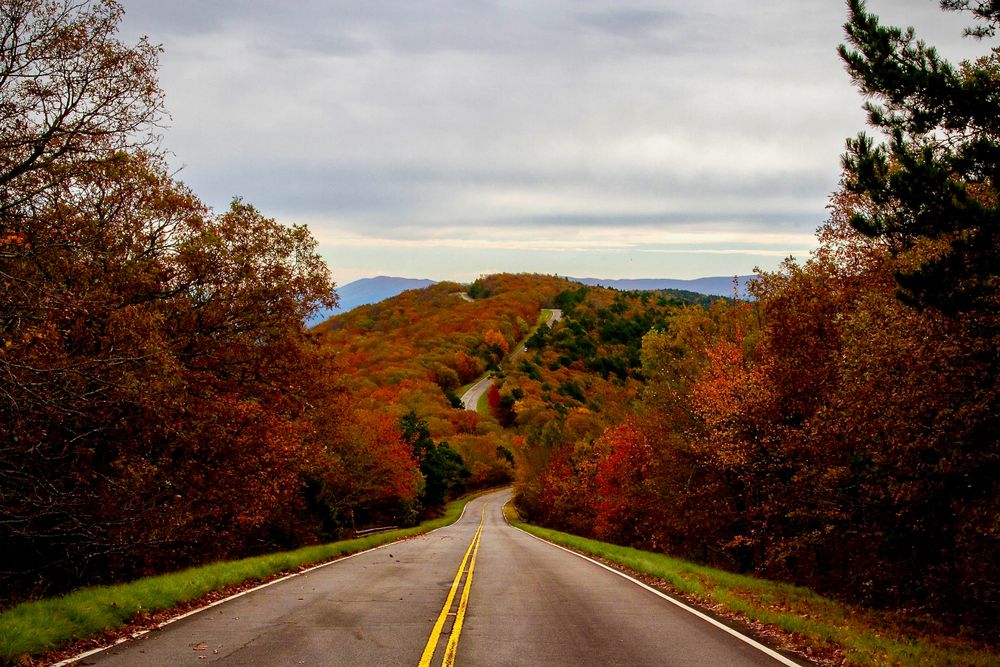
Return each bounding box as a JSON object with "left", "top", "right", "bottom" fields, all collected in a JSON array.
[{"left": 117, "top": 1, "right": 983, "bottom": 285}]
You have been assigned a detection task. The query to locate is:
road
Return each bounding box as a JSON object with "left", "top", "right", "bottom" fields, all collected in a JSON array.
[
  {"left": 459, "top": 373, "right": 493, "bottom": 411},
  {"left": 80, "top": 490, "right": 797, "bottom": 666}
]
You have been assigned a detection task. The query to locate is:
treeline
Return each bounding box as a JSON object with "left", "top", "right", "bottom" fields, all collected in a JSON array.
[
  {"left": 0, "top": 0, "right": 421, "bottom": 605},
  {"left": 516, "top": 1, "right": 998, "bottom": 632}
]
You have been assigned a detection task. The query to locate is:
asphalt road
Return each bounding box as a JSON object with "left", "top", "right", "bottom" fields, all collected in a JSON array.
[
  {"left": 80, "top": 490, "right": 796, "bottom": 666},
  {"left": 460, "top": 374, "right": 493, "bottom": 411}
]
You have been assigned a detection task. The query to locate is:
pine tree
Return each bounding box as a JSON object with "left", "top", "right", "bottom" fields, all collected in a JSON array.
[{"left": 838, "top": 0, "right": 998, "bottom": 316}]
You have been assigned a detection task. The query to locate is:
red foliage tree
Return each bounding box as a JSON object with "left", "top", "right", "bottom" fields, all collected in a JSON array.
[
  {"left": 486, "top": 384, "right": 502, "bottom": 416},
  {"left": 591, "top": 424, "right": 655, "bottom": 544}
]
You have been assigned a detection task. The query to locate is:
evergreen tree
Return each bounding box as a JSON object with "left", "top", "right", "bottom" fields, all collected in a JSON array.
[
  {"left": 398, "top": 411, "right": 469, "bottom": 507},
  {"left": 839, "top": 0, "right": 998, "bottom": 316}
]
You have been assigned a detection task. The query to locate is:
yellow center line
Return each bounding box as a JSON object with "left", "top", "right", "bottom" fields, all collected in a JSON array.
[
  {"left": 441, "top": 511, "right": 482, "bottom": 667},
  {"left": 418, "top": 504, "right": 487, "bottom": 667}
]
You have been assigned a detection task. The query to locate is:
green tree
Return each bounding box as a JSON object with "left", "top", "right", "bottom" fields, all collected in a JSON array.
[
  {"left": 839, "top": 0, "right": 998, "bottom": 315},
  {"left": 398, "top": 411, "right": 469, "bottom": 507}
]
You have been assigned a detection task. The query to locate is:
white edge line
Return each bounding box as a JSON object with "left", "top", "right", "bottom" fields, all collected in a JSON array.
[
  {"left": 502, "top": 504, "right": 801, "bottom": 667},
  {"left": 52, "top": 496, "right": 482, "bottom": 667}
]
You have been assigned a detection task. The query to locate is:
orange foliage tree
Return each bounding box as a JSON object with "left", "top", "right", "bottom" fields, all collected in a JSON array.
[{"left": 0, "top": 0, "right": 422, "bottom": 605}]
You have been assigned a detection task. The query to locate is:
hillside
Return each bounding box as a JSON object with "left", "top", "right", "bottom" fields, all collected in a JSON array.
[
  {"left": 314, "top": 274, "right": 574, "bottom": 487},
  {"left": 313, "top": 274, "right": 712, "bottom": 489}
]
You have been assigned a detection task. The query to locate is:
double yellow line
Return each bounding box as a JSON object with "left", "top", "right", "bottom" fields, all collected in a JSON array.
[{"left": 418, "top": 505, "right": 486, "bottom": 667}]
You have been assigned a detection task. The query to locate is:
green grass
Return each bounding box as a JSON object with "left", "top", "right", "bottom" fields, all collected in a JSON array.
[
  {"left": 508, "top": 513, "right": 998, "bottom": 667},
  {"left": 0, "top": 496, "right": 476, "bottom": 664},
  {"left": 476, "top": 386, "right": 491, "bottom": 414}
]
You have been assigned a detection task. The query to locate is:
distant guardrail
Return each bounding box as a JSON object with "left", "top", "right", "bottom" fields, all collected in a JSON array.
[{"left": 353, "top": 526, "right": 398, "bottom": 537}]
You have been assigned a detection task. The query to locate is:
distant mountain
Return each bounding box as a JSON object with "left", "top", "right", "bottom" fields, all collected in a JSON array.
[
  {"left": 571, "top": 275, "right": 755, "bottom": 299},
  {"left": 306, "top": 276, "right": 437, "bottom": 327}
]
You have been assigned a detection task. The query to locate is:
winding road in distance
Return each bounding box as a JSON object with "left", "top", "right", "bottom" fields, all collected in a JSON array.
[
  {"left": 460, "top": 308, "right": 562, "bottom": 412},
  {"left": 80, "top": 490, "right": 800, "bottom": 666}
]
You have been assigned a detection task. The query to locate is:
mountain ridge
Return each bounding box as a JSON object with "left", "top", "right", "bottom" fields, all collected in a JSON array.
[
  {"left": 570, "top": 275, "right": 754, "bottom": 298},
  {"left": 308, "top": 273, "right": 756, "bottom": 326},
  {"left": 306, "top": 276, "right": 437, "bottom": 326}
]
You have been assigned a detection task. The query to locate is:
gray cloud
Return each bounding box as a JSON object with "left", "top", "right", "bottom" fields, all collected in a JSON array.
[
  {"left": 117, "top": 0, "right": 987, "bottom": 280},
  {"left": 576, "top": 8, "right": 681, "bottom": 35}
]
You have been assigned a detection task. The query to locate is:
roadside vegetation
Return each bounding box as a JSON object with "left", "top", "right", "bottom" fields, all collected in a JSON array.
[
  {"left": 0, "top": 495, "right": 478, "bottom": 665},
  {"left": 506, "top": 507, "right": 997, "bottom": 667}
]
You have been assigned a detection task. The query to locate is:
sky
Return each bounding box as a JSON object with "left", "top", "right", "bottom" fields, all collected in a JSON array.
[{"left": 116, "top": 1, "right": 985, "bottom": 286}]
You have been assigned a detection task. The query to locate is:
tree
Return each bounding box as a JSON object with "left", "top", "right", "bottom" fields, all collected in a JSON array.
[
  {"left": 839, "top": 0, "right": 999, "bottom": 315},
  {"left": 398, "top": 411, "right": 469, "bottom": 507},
  {"left": 0, "top": 0, "right": 163, "bottom": 217},
  {"left": 483, "top": 328, "right": 509, "bottom": 366},
  {"left": 0, "top": 152, "right": 340, "bottom": 599},
  {"left": 941, "top": 0, "right": 1000, "bottom": 38},
  {"left": 835, "top": 3, "right": 999, "bottom": 626},
  {"left": 0, "top": 1, "right": 350, "bottom": 602},
  {"left": 591, "top": 423, "right": 655, "bottom": 544},
  {"left": 303, "top": 396, "right": 421, "bottom": 535}
]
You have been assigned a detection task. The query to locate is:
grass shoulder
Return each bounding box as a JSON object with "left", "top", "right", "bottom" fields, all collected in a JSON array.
[
  {"left": 456, "top": 376, "right": 479, "bottom": 399},
  {"left": 476, "top": 387, "right": 491, "bottom": 414},
  {"left": 0, "top": 494, "right": 480, "bottom": 665},
  {"left": 505, "top": 507, "right": 996, "bottom": 667}
]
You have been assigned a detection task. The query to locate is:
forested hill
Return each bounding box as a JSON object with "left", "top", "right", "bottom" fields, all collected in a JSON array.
[
  {"left": 307, "top": 274, "right": 739, "bottom": 327},
  {"left": 311, "top": 273, "right": 716, "bottom": 498},
  {"left": 313, "top": 274, "right": 575, "bottom": 485}
]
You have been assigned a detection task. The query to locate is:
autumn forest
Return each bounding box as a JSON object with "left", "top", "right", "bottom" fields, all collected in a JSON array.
[{"left": 1, "top": 0, "right": 997, "bottom": 646}]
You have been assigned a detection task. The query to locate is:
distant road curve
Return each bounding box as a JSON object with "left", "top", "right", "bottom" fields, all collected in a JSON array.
[{"left": 460, "top": 373, "right": 493, "bottom": 411}]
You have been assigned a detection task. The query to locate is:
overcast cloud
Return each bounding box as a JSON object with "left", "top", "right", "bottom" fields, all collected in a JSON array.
[{"left": 117, "top": 1, "right": 984, "bottom": 283}]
